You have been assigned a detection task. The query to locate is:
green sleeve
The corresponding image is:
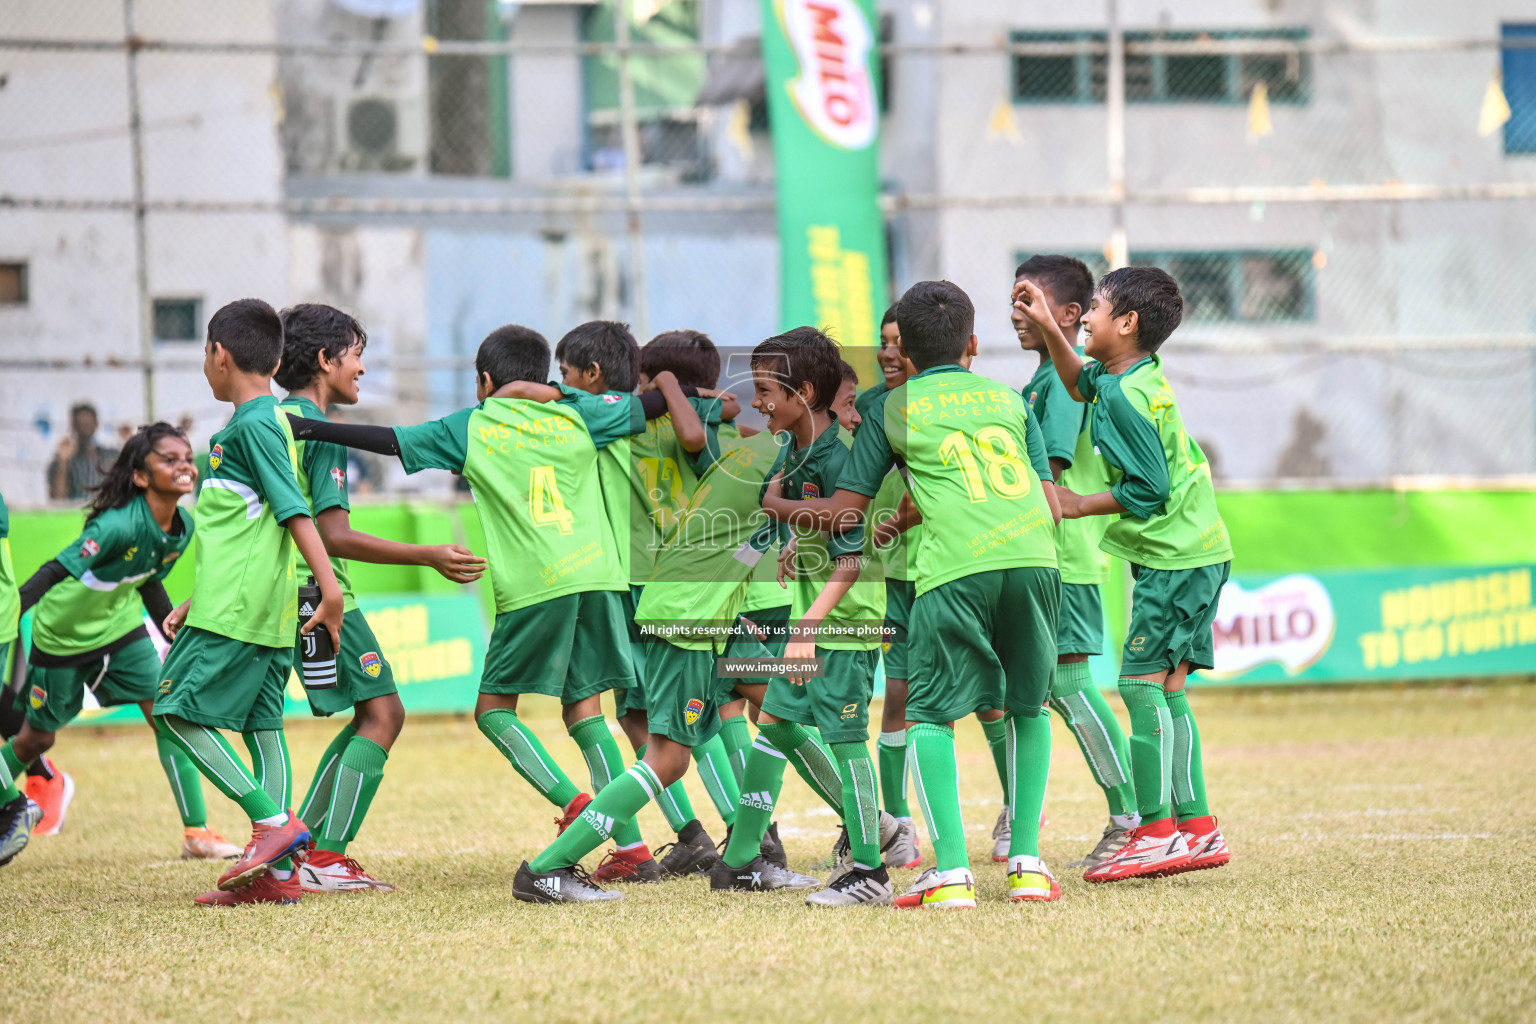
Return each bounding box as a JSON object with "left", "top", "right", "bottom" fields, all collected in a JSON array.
[
  {"left": 820, "top": 443, "right": 867, "bottom": 559},
  {"left": 396, "top": 406, "right": 475, "bottom": 475},
  {"left": 1077, "top": 361, "right": 1105, "bottom": 401},
  {"left": 1098, "top": 386, "right": 1170, "bottom": 519},
  {"left": 689, "top": 394, "right": 725, "bottom": 427},
  {"left": 1020, "top": 403, "right": 1053, "bottom": 481},
  {"left": 1032, "top": 372, "right": 1083, "bottom": 467},
  {"left": 838, "top": 401, "right": 897, "bottom": 498},
  {"left": 556, "top": 386, "right": 646, "bottom": 449},
  {"left": 54, "top": 510, "right": 132, "bottom": 578},
  {"left": 303, "top": 438, "right": 351, "bottom": 516},
  {"left": 249, "top": 417, "right": 312, "bottom": 524}
]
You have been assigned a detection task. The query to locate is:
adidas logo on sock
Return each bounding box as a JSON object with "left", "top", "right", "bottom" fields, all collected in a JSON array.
[
  {"left": 580, "top": 808, "right": 615, "bottom": 839},
  {"left": 739, "top": 791, "right": 775, "bottom": 811}
]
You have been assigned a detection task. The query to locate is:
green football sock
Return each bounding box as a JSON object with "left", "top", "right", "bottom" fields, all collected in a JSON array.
[
  {"left": 980, "top": 715, "right": 1009, "bottom": 806},
  {"left": 830, "top": 742, "right": 880, "bottom": 868},
  {"left": 318, "top": 736, "right": 388, "bottom": 853},
  {"left": 638, "top": 743, "right": 697, "bottom": 833},
  {"left": 243, "top": 729, "right": 291, "bottom": 811},
  {"left": 0, "top": 743, "right": 25, "bottom": 804},
  {"left": 693, "top": 734, "right": 741, "bottom": 828},
  {"left": 1165, "top": 689, "right": 1210, "bottom": 821},
  {"left": 1005, "top": 710, "right": 1052, "bottom": 859},
  {"left": 153, "top": 720, "right": 207, "bottom": 828},
  {"left": 530, "top": 761, "right": 664, "bottom": 873},
  {"left": 297, "top": 723, "right": 356, "bottom": 832},
  {"left": 477, "top": 708, "right": 580, "bottom": 809},
  {"left": 907, "top": 723, "right": 968, "bottom": 872},
  {"left": 718, "top": 714, "right": 752, "bottom": 787},
  {"left": 1118, "top": 678, "right": 1174, "bottom": 822},
  {"left": 757, "top": 719, "right": 842, "bottom": 813},
  {"left": 157, "top": 715, "right": 282, "bottom": 822},
  {"left": 876, "top": 730, "right": 910, "bottom": 818},
  {"left": 722, "top": 735, "right": 788, "bottom": 868},
  {"left": 568, "top": 715, "right": 643, "bottom": 848},
  {"left": 1050, "top": 661, "right": 1137, "bottom": 818}
]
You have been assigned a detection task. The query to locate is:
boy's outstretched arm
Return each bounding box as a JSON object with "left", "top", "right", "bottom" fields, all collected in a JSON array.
[
  {"left": 783, "top": 553, "right": 861, "bottom": 686},
  {"left": 1014, "top": 278, "right": 1087, "bottom": 402},
  {"left": 286, "top": 416, "right": 402, "bottom": 458},
  {"left": 284, "top": 514, "right": 344, "bottom": 651},
  {"left": 761, "top": 475, "right": 871, "bottom": 535},
  {"left": 314, "top": 508, "right": 485, "bottom": 583},
  {"left": 641, "top": 370, "right": 708, "bottom": 453}
]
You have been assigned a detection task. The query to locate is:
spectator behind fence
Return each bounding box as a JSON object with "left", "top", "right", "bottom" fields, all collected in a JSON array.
[{"left": 47, "top": 403, "right": 121, "bottom": 501}]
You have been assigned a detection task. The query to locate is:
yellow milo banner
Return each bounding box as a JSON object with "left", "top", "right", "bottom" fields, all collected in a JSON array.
[
  {"left": 1199, "top": 565, "right": 1536, "bottom": 684},
  {"left": 760, "top": 0, "right": 888, "bottom": 360}
]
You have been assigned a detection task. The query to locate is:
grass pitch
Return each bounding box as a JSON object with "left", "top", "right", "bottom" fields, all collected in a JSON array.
[{"left": 5, "top": 683, "right": 1534, "bottom": 1024}]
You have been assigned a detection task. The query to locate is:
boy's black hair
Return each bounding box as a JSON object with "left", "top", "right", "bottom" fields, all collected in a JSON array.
[
  {"left": 838, "top": 359, "right": 860, "bottom": 385},
  {"left": 208, "top": 298, "right": 284, "bottom": 375},
  {"left": 475, "top": 324, "right": 552, "bottom": 391},
  {"left": 273, "top": 303, "right": 367, "bottom": 392},
  {"left": 1098, "top": 266, "right": 1184, "bottom": 352},
  {"left": 556, "top": 321, "right": 640, "bottom": 393},
  {"left": 879, "top": 303, "right": 900, "bottom": 328},
  {"left": 641, "top": 329, "right": 721, "bottom": 389},
  {"left": 895, "top": 280, "right": 974, "bottom": 370},
  {"left": 86, "top": 422, "right": 188, "bottom": 522},
  {"left": 1014, "top": 253, "right": 1095, "bottom": 314},
  {"left": 750, "top": 326, "right": 844, "bottom": 413}
]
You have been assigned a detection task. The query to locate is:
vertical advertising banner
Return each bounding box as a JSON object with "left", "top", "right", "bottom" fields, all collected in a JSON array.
[{"left": 760, "top": 0, "right": 888, "bottom": 362}]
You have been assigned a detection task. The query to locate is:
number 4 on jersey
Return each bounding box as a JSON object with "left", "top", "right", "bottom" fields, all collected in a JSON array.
[{"left": 528, "top": 465, "right": 575, "bottom": 534}]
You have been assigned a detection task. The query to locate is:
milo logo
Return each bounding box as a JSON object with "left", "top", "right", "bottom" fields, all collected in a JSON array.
[{"left": 778, "top": 0, "right": 878, "bottom": 150}]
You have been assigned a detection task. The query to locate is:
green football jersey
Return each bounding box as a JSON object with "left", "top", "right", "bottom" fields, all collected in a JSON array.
[
  {"left": 858, "top": 383, "right": 923, "bottom": 583},
  {"left": 635, "top": 431, "right": 784, "bottom": 651},
  {"left": 627, "top": 396, "right": 724, "bottom": 586},
  {"left": 395, "top": 396, "right": 633, "bottom": 613},
  {"left": 1026, "top": 355, "right": 1111, "bottom": 585},
  {"left": 840, "top": 365, "right": 1057, "bottom": 597},
  {"left": 33, "top": 496, "right": 194, "bottom": 657},
  {"left": 0, "top": 493, "right": 19, "bottom": 645},
  {"left": 277, "top": 396, "right": 358, "bottom": 613},
  {"left": 764, "top": 422, "right": 885, "bottom": 650},
  {"left": 551, "top": 386, "right": 649, "bottom": 586},
  {"left": 185, "top": 395, "right": 311, "bottom": 648},
  {"left": 1079, "top": 355, "right": 1232, "bottom": 570}
]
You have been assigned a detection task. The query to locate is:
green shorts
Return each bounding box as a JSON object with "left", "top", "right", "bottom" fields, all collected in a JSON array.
[
  {"left": 23, "top": 636, "right": 160, "bottom": 732},
  {"left": 882, "top": 578, "right": 914, "bottom": 680},
  {"left": 760, "top": 647, "right": 879, "bottom": 744},
  {"left": 152, "top": 626, "right": 290, "bottom": 732},
  {"left": 1122, "top": 561, "right": 1231, "bottom": 674},
  {"left": 645, "top": 629, "right": 773, "bottom": 746},
  {"left": 292, "top": 608, "right": 398, "bottom": 717},
  {"left": 1058, "top": 582, "right": 1106, "bottom": 657},
  {"left": 614, "top": 586, "right": 648, "bottom": 718},
  {"left": 739, "top": 604, "right": 791, "bottom": 656},
  {"left": 481, "top": 590, "right": 634, "bottom": 703},
  {"left": 907, "top": 566, "right": 1060, "bottom": 723}
]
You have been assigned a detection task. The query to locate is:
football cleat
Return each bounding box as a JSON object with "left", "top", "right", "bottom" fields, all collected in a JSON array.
[
  {"left": 25, "top": 760, "right": 73, "bottom": 836},
  {"left": 181, "top": 826, "right": 243, "bottom": 861},
  {"left": 806, "top": 864, "right": 893, "bottom": 907},
  {"left": 828, "top": 811, "right": 906, "bottom": 884},
  {"left": 554, "top": 792, "right": 592, "bottom": 836},
  {"left": 1066, "top": 823, "right": 1135, "bottom": 871},
  {"left": 0, "top": 795, "right": 44, "bottom": 867},
  {"left": 513, "top": 860, "right": 622, "bottom": 904},
  {"left": 708, "top": 855, "right": 821, "bottom": 892},
  {"left": 894, "top": 867, "right": 976, "bottom": 911},
  {"left": 654, "top": 825, "right": 720, "bottom": 877},
  {"left": 1083, "top": 820, "right": 1192, "bottom": 883},
  {"left": 990, "top": 806, "right": 1011, "bottom": 862},
  {"left": 761, "top": 821, "right": 788, "bottom": 870},
  {"left": 196, "top": 870, "right": 301, "bottom": 907},
  {"left": 1173, "top": 816, "right": 1230, "bottom": 873},
  {"left": 590, "top": 844, "right": 662, "bottom": 883},
  {"left": 883, "top": 817, "right": 921, "bottom": 870},
  {"left": 1006, "top": 855, "right": 1062, "bottom": 902},
  {"left": 299, "top": 849, "right": 397, "bottom": 892},
  {"left": 216, "top": 810, "right": 311, "bottom": 891}
]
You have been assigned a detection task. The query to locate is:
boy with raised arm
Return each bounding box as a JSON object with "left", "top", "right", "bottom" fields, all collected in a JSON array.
[{"left": 1014, "top": 266, "right": 1232, "bottom": 882}]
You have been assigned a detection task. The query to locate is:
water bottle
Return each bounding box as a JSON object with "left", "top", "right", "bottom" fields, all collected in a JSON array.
[{"left": 296, "top": 575, "right": 337, "bottom": 690}]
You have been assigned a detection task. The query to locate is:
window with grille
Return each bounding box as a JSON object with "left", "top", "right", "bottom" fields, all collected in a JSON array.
[
  {"left": 1503, "top": 24, "right": 1536, "bottom": 155},
  {"left": 0, "top": 263, "right": 26, "bottom": 305},
  {"left": 1017, "top": 250, "right": 1313, "bottom": 323},
  {"left": 153, "top": 298, "right": 202, "bottom": 342}
]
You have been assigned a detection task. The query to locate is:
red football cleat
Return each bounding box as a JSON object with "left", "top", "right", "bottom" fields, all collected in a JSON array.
[
  {"left": 217, "top": 810, "right": 311, "bottom": 891},
  {"left": 1083, "top": 819, "right": 1193, "bottom": 883},
  {"left": 554, "top": 792, "right": 592, "bottom": 835},
  {"left": 591, "top": 844, "right": 662, "bottom": 883},
  {"left": 25, "top": 760, "right": 74, "bottom": 836},
  {"left": 1172, "top": 815, "right": 1230, "bottom": 874},
  {"left": 196, "top": 869, "right": 301, "bottom": 906}
]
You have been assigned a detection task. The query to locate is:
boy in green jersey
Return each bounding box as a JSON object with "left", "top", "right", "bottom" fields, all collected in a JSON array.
[
  {"left": 152, "top": 298, "right": 344, "bottom": 907},
  {"left": 1013, "top": 255, "right": 1141, "bottom": 870},
  {"left": 763, "top": 281, "right": 1065, "bottom": 910},
  {"left": 0, "top": 425, "right": 246, "bottom": 867},
  {"left": 1015, "top": 266, "right": 1233, "bottom": 882},
  {"left": 274, "top": 303, "right": 486, "bottom": 893}
]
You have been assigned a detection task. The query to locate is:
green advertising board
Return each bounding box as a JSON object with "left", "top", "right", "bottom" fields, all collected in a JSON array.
[{"left": 760, "top": 0, "right": 888, "bottom": 367}]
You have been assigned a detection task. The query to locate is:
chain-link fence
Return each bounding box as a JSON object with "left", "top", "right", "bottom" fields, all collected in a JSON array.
[{"left": 4, "top": 1, "right": 1535, "bottom": 503}]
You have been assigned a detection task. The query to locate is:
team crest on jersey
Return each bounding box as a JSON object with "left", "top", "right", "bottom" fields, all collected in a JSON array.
[
  {"left": 359, "top": 651, "right": 382, "bottom": 678},
  {"left": 601, "top": 394, "right": 622, "bottom": 403},
  {"left": 29, "top": 686, "right": 46, "bottom": 709},
  {"left": 79, "top": 538, "right": 99, "bottom": 558},
  {"left": 684, "top": 698, "right": 704, "bottom": 724},
  {"left": 209, "top": 444, "right": 223, "bottom": 470},
  {"left": 801, "top": 483, "right": 820, "bottom": 499},
  {"left": 1028, "top": 391, "right": 1038, "bottom": 404},
  {"left": 331, "top": 467, "right": 346, "bottom": 489}
]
